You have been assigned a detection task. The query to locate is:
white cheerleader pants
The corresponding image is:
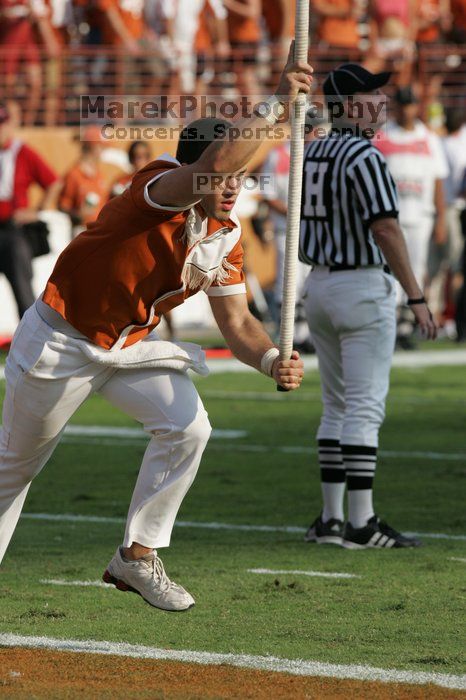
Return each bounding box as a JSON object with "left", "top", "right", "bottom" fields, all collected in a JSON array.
[
  {"left": 0, "top": 304, "right": 211, "bottom": 564},
  {"left": 303, "top": 266, "right": 397, "bottom": 447}
]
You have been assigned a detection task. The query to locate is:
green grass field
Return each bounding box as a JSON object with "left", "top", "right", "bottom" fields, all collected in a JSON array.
[{"left": 0, "top": 363, "right": 465, "bottom": 678}]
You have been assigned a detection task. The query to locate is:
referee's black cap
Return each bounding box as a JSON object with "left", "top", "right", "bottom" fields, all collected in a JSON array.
[{"left": 323, "top": 63, "right": 391, "bottom": 100}]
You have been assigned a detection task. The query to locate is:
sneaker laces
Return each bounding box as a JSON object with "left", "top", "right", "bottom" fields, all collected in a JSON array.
[
  {"left": 125, "top": 551, "right": 180, "bottom": 594},
  {"left": 152, "top": 556, "right": 173, "bottom": 593}
]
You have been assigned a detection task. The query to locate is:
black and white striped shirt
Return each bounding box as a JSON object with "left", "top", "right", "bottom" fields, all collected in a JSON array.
[{"left": 299, "top": 133, "right": 399, "bottom": 267}]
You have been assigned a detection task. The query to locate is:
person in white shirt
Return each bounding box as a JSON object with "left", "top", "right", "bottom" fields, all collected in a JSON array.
[
  {"left": 168, "top": 0, "right": 228, "bottom": 94},
  {"left": 442, "top": 109, "right": 466, "bottom": 274},
  {"left": 376, "top": 86, "right": 448, "bottom": 348}
]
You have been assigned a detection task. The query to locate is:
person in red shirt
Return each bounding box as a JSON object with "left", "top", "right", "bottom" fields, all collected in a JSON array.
[
  {"left": 0, "top": 52, "right": 312, "bottom": 611},
  {"left": 0, "top": 102, "right": 60, "bottom": 317},
  {"left": 0, "top": 0, "right": 60, "bottom": 125}
]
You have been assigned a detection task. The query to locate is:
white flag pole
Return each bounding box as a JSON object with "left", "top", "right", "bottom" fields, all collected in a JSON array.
[{"left": 278, "top": 0, "right": 310, "bottom": 389}]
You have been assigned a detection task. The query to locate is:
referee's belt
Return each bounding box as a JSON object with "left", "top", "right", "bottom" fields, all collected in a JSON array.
[{"left": 325, "top": 264, "right": 391, "bottom": 275}]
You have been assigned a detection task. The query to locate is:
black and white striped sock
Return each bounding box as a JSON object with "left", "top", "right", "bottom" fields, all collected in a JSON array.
[
  {"left": 342, "top": 444, "right": 377, "bottom": 529},
  {"left": 318, "top": 439, "right": 345, "bottom": 522}
]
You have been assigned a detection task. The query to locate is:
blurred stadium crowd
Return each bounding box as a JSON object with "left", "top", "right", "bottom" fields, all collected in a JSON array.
[
  {"left": 1, "top": 0, "right": 466, "bottom": 347},
  {"left": 1, "top": 0, "right": 466, "bottom": 125}
]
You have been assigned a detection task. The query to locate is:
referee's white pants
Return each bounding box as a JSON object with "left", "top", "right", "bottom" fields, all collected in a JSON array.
[
  {"left": 303, "top": 267, "right": 397, "bottom": 447},
  {"left": 0, "top": 306, "right": 211, "bottom": 564}
]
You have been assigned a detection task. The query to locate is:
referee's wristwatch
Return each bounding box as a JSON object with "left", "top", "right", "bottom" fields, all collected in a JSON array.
[{"left": 407, "top": 297, "right": 427, "bottom": 306}]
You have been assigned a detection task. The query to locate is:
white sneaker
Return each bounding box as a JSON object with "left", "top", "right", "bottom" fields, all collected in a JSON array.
[{"left": 103, "top": 547, "right": 195, "bottom": 612}]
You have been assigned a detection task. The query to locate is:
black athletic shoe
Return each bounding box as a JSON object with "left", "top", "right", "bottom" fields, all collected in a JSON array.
[
  {"left": 343, "top": 515, "right": 422, "bottom": 549},
  {"left": 304, "top": 515, "right": 344, "bottom": 545}
]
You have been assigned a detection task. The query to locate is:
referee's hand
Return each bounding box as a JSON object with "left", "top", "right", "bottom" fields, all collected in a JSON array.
[
  {"left": 272, "top": 351, "right": 305, "bottom": 391},
  {"left": 412, "top": 303, "right": 438, "bottom": 340},
  {"left": 275, "top": 41, "right": 313, "bottom": 103}
]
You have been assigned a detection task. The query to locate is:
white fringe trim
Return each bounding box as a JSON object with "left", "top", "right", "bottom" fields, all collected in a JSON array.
[
  {"left": 182, "top": 258, "right": 238, "bottom": 292},
  {"left": 179, "top": 208, "right": 205, "bottom": 247}
]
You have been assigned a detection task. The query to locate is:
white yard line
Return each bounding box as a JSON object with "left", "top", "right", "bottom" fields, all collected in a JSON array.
[
  {"left": 368, "top": 349, "right": 466, "bottom": 369},
  {"left": 20, "top": 512, "right": 466, "bottom": 541},
  {"left": 63, "top": 425, "right": 247, "bottom": 440},
  {"left": 40, "top": 571, "right": 359, "bottom": 586},
  {"left": 62, "top": 437, "right": 147, "bottom": 448},
  {"left": 39, "top": 579, "right": 112, "bottom": 588},
  {"left": 0, "top": 634, "right": 464, "bottom": 689},
  {"left": 23, "top": 513, "right": 124, "bottom": 524},
  {"left": 55, "top": 426, "right": 466, "bottom": 463},
  {"left": 448, "top": 557, "right": 466, "bottom": 563},
  {"left": 0, "top": 425, "right": 246, "bottom": 448},
  {"left": 247, "top": 568, "right": 360, "bottom": 579},
  {"left": 206, "top": 442, "right": 466, "bottom": 462},
  {"left": 59, "top": 435, "right": 466, "bottom": 462}
]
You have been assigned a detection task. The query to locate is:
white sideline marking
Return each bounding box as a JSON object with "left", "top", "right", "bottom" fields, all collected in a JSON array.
[
  {"left": 64, "top": 425, "right": 247, "bottom": 440},
  {"left": 58, "top": 428, "right": 466, "bottom": 463},
  {"left": 204, "top": 349, "right": 466, "bottom": 374},
  {"left": 404, "top": 532, "right": 466, "bottom": 542},
  {"left": 448, "top": 557, "right": 466, "bottom": 563},
  {"left": 0, "top": 634, "right": 464, "bottom": 689},
  {"left": 248, "top": 568, "right": 360, "bottom": 579},
  {"left": 206, "top": 442, "right": 466, "bottom": 462},
  {"left": 20, "top": 513, "right": 466, "bottom": 541},
  {"left": 21, "top": 512, "right": 303, "bottom": 532},
  {"left": 40, "top": 579, "right": 112, "bottom": 588},
  {"left": 23, "top": 513, "right": 124, "bottom": 524},
  {"left": 176, "top": 520, "right": 305, "bottom": 533},
  {"left": 62, "top": 437, "right": 147, "bottom": 448},
  {"left": 63, "top": 438, "right": 466, "bottom": 463},
  {"left": 41, "top": 570, "right": 360, "bottom": 587}
]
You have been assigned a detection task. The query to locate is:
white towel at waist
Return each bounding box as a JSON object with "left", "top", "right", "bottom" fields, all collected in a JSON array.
[{"left": 79, "top": 336, "right": 209, "bottom": 376}]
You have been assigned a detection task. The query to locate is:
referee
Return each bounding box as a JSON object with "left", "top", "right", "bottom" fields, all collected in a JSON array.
[{"left": 301, "top": 64, "right": 437, "bottom": 549}]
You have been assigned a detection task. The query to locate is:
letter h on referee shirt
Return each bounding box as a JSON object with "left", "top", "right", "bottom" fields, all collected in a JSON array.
[{"left": 303, "top": 162, "right": 329, "bottom": 218}]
